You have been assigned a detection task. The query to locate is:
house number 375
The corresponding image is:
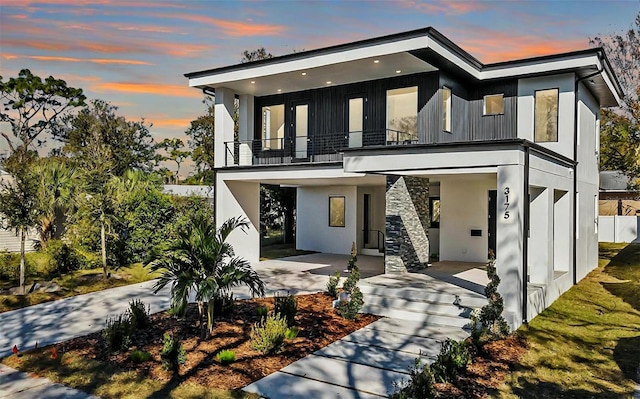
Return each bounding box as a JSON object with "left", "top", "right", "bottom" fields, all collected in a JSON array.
[{"left": 503, "top": 187, "right": 510, "bottom": 219}]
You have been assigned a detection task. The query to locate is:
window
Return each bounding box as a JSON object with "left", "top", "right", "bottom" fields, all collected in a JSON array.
[
  {"left": 261, "top": 104, "right": 285, "bottom": 149},
  {"left": 348, "top": 97, "right": 364, "bottom": 148},
  {"left": 386, "top": 86, "right": 418, "bottom": 143},
  {"left": 329, "top": 196, "right": 345, "bottom": 227},
  {"left": 430, "top": 197, "right": 440, "bottom": 228},
  {"left": 442, "top": 87, "right": 451, "bottom": 132},
  {"left": 534, "top": 89, "right": 559, "bottom": 142},
  {"left": 483, "top": 94, "right": 504, "bottom": 115}
]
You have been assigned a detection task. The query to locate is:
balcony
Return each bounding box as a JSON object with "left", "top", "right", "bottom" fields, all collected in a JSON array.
[{"left": 223, "top": 129, "right": 418, "bottom": 167}]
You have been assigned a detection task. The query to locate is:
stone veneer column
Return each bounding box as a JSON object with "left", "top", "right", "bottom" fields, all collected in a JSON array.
[{"left": 385, "top": 176, "right": 430, "bottom": 273}]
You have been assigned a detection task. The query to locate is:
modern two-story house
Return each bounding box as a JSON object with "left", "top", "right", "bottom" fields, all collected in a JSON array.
[{"left": 185, "top": 27, "right": 622, "bottom": 329}]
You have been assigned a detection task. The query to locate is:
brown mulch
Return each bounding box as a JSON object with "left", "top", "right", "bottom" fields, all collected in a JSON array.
[
  {"left": 437, "top": 334, "right": 529, "bottom": 399},
  {"left": 59, "top": 293, "right": 379, "bottom": 390}
]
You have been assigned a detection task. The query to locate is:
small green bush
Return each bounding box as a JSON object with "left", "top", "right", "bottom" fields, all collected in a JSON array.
[
  {"left": 256, "top": 305, "right": 268, "bottom": 319},
  {"left": 479, "top": 257, "right": 510, "bottom": 340},
  {"left": 129, "top": 299, "right": 151, "bottom": 329},
  {"left": 431, "top": 338, "right": 471, "bottom": 383},
  {"left": 285, "top": 327, "right": 300, "bottom": 339},
  {"left": 46, "top": 240, "right": 82, "bottom": 275},
  {"left": 274, "top": 292, "right": 297, "bottom": 327},
  {"left": 129, "top": 350, "right": 152, "bottom": 363},
  {"left": 342, "top": 267, "right": 360, "bottom": 293},
  {"left": 391, "top": 358, "right": 437, "bottom": 399},
  {"left": 250, "top": 313, "right": 288, "bottom": 354},
  {"left": 212, "top": 293, "right": 235, "bottom": 316},
  {"left": 216, "top": 349, "right": 236, "bottom": 365},
  {"left": 337, "top": 286, "right": 364, "bottom": 320},
  {"left": 326, "top": 271, "right": 340, "bottom": 297},
  {"left": 102, "top": 314, "right": 132, "bottom": 352},
  {"left": 0, "top": 251, "right": 35, "bottom": 282},
  {"left": 160, "top": 333, "right": 186, "bottom": 371}
]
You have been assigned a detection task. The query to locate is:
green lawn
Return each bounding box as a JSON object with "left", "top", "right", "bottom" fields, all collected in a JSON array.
[
  {"left": 0, "top": 262, "right": 159, "bottom": 313},
  {"left": 498, "top": 243, "right": 640, "bottom": 398}
]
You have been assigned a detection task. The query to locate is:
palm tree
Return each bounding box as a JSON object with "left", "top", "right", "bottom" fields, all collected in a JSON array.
[
  {"left": 148, "top": 215, "right": 265, "bottom": 337},
  {"left": 34, "top": 159, "right": 75, "bottom": 249}
]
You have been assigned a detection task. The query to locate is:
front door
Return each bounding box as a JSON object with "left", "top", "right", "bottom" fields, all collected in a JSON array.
[{"left": 488, "top": 190, "right": 497, "bottom": 257}]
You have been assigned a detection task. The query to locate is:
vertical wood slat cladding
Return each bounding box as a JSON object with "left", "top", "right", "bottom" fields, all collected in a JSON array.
[{"left": 253, "top": 71, "right": 517, "bottom": 148}]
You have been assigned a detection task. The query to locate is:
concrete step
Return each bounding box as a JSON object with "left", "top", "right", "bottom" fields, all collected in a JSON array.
[
  {"left": 364, "top": 294, "right": 475, "bottom": 318},
  {"left": 243, "top": 370, "right": 384, "bottom": 399},
  {"left": 340, "top": 329, "right": 445, "bottom": 358},
  {"left": 362, "top": 304, "right": 472, "bottom": 328},
  {"left": 314, "top": 340, "right": 418, "bottom": 373},
  {"left": 363, "top": 318, "right": 470, "bottom": 341},
  {"left": 279, "top": 353, "right": 407, "bottom": 397},
  {"left": 360, "top": 248, "right": 384, "bottom": 257},
  {"left": 359, "top": 284, "right": 488, "bottom": 308}
]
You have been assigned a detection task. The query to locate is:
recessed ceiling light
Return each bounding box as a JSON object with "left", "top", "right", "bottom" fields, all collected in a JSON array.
[
  {"left": 396, "top": 70, "right": 401, "bottom": 73},
  {"left": 277, "top": 89, "right": 282, "bottom": 92},
  {"left": 326, "top": 81, "right": 332, "bottom": 84},
  {"left": 301, "top": 72, "right": 307, "bottom": 76},
  {"left": 250, "top": 81, "right": 255, "bottom": 84},
  {"left": 373, "top": 60, "right": 380, "bottom": 63}
]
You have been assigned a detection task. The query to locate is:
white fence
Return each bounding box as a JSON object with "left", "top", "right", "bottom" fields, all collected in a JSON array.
[{"left": 598, "top": 216, "right": 640, "bottom": 243}]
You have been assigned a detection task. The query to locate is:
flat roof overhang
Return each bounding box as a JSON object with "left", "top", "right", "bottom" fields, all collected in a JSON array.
[{"left": 186, "top": 27, "right": 623, "bottom": 107}]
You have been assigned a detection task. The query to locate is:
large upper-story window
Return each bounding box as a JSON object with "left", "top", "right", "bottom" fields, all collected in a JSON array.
[
  {"left": 534, "top": 88, "right": 559, "bottom": 142},
  {"left": 261, "top": 104, "right": 285, "bottom": 149},
  {"left": 387, "top": 86, "right": 418, "bottom": 143},
  {"left": 442, "top": 87, "right": 452, "bottom": 132},
  {"left": 348, "top": 97, "right": 364, "bottom": 148}
]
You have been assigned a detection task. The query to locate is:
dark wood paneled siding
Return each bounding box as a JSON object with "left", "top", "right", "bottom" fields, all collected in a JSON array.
[
  {"left": 254, "top": 72, "right": 439, "bottom": 145},
  {"left": 468, "top": 80, "right": 518, "bottom": 140}
]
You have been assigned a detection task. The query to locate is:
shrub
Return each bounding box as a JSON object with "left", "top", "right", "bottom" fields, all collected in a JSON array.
[
  {"left": 478, "top": 256, "right": 510, "bottom": 340},
  {"left": 0, "top": 251, "right": 35, "bottom": 282},
  {"left": 129, "top": 350, "right": 151, "bottom": 363},
  {"left": 212, "top": 293, "right": 235, "bottom": 317},
  {"left": 274, "top": 292, "right": 297, "bottom": 327},
  {"left": 431, "top": 338, "right": 471, "bottom": 383},
  {"left": 256, "top": 305, "right": 268, "bottom": 319},
  {"left": 46, "top": 240, "right": 82, "bottom": 275},
  {"left": 216, "top": 349, "right": 236, "bottom": 365},
  {"left": 284, "top": 327, "right": 300, "bottom": 339},
  {"left": 326, "top": 271, "right": 340, "bottom": 297},
  {"left": 337, "top": 266, "right": 364, "bottom": 320},
  {"left": 250, "top": 313, "right": 288, "bottom": 354},
  {"left": 160, "top": 333, "right": 186, "bottom": 371},
  {"left": 102, "top": 314, "right": 132, "bottom": 352},
  {"left": 391, "top": 358, "right": 437, "bottom": 399},
  {"left": 128, "top": 299, "right": 151, "bottom": 329}
]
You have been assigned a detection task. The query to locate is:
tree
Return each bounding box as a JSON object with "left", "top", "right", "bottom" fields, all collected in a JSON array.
[
  {"left": 185, "top": 97, "right": 215, "bottom": 184},
  {"left": 148, "top": 216, "right": 265, "bottom": 338},
  {"left": 591, "top": 12, "right": 640, "bottom": 188},
  {"left": 0, "top": 152, "right": 39, "bottom": 293},
  {"left": 240, "top": 47, "right": 273, "bottom": 63},
  {"left": 0, "top": 69, "right": 85, "bottom": 155},
  {"left": 157, "top": 138, "right": 190, "bottom": 184},
  {"left": 57, "top": 99, "right": 157, "bottom": 176}
]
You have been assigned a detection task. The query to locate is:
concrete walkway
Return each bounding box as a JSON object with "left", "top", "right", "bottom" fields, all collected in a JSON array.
[{"left": 0, "top": 253, "right": 487, "bottom": 399}]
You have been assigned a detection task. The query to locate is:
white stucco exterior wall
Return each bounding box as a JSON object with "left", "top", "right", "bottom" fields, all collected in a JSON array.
[
  {"left": 439, "top": 175, "right": 496, "bottom": 263},
  {"left": 297, "top": 185, "right": 358, "bottom": 255},
  {"left": 215, "top": 175, "right": 260, "bottom": 263},
  {"left": 517, "top": 73, "right": 576, "bottom": 159}
]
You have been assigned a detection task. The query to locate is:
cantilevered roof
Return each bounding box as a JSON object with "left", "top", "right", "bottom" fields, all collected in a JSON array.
[{"left": 185, "top": 27, "right": 623, "bottom": 107}]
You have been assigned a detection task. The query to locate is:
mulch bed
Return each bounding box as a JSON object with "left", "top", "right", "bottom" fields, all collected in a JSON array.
[
  {"left": 57, "top": 293, "right": 379, "bottom": 390},
  {"left": 437, "top": 334, "right": 529, "bottom": 399}
]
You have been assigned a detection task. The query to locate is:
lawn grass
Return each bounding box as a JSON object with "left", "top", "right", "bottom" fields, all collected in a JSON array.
[
  {"left": 498, "top": 243, "right": 640, "bottom": 398},
  {"left": 260, "top": 243, "right": 316, "bottom": 260},
  {"left": 3, "top": 351, "right": 257, "bottom": 399},
  {"left": 0, "top": 263, "right": 159, "bottom": 313}
]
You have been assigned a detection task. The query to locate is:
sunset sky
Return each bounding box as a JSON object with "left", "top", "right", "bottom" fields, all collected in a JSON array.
[{"left": 1, "top": 0, "right": 638, "bottom": 174}]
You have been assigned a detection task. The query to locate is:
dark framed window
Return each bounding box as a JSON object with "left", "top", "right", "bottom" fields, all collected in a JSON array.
[
  {"left": 483, "top": 94, "right": 504, "bottom": 115},
  {"left": 534, "top": 88, "right": 559, "bottom": 142},
  {"left": 430, "top": 197, "right": 440, "bottom": 228},
  {"left": 329, "top": 196, "right": 345, "bottom": 227},
  {"left": 261, "top": 104, "right": 285, "bottom": 149}
]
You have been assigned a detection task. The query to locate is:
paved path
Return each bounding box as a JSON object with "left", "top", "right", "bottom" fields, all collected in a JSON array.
[{"left": 0, "top": 253, "right": 486, "bottom": 399}]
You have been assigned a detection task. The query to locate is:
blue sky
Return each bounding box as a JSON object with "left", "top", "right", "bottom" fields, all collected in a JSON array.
[{"left": 1, "top": 0, "right": 638, "bottom": 173}]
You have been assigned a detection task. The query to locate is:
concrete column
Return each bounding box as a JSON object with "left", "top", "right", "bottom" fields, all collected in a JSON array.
[
  {"left": 214, "top": 87, "right": 235, "bottom": 168},
  {"left": 238, "top": 94, "right": 255, "bottom": 142},
  {"left": 496, "top": 164, "right": 525, "bottom": 330},
  {"left": 215, "top": 173, "right": 260, "bottom": 263}
]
